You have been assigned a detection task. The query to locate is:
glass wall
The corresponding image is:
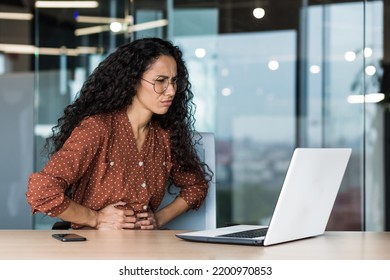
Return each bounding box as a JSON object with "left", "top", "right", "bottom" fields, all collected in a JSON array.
[
  {"left": 0, "top": 1, "right": 34, "bottom": 229},
  {"left": 303, "top": 1, "right": 384, "bottom": 230},
  {"left": 0, "top": 0, "right": 385, "bottom": 230}
]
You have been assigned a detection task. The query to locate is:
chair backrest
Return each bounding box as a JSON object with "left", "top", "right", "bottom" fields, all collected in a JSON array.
[{"left": 158, "top": 132, "right": 216, "bottom": 230}]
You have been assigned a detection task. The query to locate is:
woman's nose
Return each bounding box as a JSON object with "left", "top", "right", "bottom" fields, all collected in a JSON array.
[{"left": 164, "top": 83, "right": 176, "bottom": 96}]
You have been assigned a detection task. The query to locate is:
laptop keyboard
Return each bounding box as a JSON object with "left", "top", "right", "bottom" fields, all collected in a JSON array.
[{"left": 217, "top": 227, "right": 268, "bottom": 238}]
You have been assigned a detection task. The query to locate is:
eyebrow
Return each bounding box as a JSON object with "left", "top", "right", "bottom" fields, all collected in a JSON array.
[{"left": 154, "top": 75, "right": 178, "bottom": 80}]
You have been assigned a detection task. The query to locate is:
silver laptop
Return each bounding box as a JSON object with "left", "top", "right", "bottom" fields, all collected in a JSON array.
[{"left": 176, "top": 148, "right": 352, "bottom": 246}]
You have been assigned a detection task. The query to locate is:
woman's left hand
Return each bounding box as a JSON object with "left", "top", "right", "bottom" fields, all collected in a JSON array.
[{"left": 136, "top": 211, "right": 159, "bottom": 230}]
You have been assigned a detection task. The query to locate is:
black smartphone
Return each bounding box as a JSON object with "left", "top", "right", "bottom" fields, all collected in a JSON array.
[{"left": 52, "top": 233, "right": 87, "bottom": 242}]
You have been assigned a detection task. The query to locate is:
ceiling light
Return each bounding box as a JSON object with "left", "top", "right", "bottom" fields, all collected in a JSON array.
[
  {"left": 344, "top": 51, "right": 356, "bottom": 62},
  {"left": 222, "top": 88, "right": 232, "bottom": 96},
  {"left": 364, "top": 47, "right": 373, "bottom": 58},
  {"left": 365, "top": 65, "right": 376, "bottom": 76},
  {"left": 253, "top": 8, "right": 265, "bottom": 19},
  {"left": 347, "top": 93, "right": 385, "bottom": 104},
  {"left": 75, "top": 25, "right": 110, "bottom": 36},
  {"left": 75, "top": 19, "right": 168, "bottom": 36},
  {"left": 35, "top": 1, "right": 99, "bottom": 8},
  {"left": 195, "top": 48, "right": 206, "bottom": 58},
  {"left": 268, "top": 60, "right": 279, "bottom": 71},
  {"left": 310, "top": 65, "right": 321, "bottom": 74},
  {"left": 0, "top": 12, "right": 34, "bottom": 20},
  {"left": 0, "top": 44, "right": 98, "bottom": 56},
  {"left": 0, "top": 44, "right": 36, "bottom": 54},
  {"left": 127, "top": 19, "right": 168, "bottom": 33},
  {"left": 110, "top": 22, "right": 123, "bottom": 33},
  {"left": 75, "top": 15, "right": 133, "bottom": 24}
]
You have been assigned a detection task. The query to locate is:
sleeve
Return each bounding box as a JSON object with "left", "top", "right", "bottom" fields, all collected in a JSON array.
[
  {"left": 25, "top": 116, "right": 106, "bottom": 216},
  {"left": 170, "top": 161, "right": 209, "bottom": 211}
]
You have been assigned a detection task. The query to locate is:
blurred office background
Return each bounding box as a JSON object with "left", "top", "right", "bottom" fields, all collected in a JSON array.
[{"left": 0, "top": 0, "right": 389, "bottom": 230}]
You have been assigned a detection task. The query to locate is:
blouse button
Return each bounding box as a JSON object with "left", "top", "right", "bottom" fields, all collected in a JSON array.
[
  {"left": 109, "top": 161, "right": 114, "bottom": 167},
  {"left": 162, "top": 161, "right": 166, "bottom": 166},
  {"left": 141, "top": 182, "right": 146, "bottom": 188},
  {"left": 138, "top": 161, "right": 144, "bottom": 166},
  {"left": 143, "top": 205, "right": 148, "bottom": 210}
]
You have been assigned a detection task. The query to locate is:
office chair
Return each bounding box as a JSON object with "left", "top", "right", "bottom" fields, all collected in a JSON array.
[
  {"left": 52, "top": 132, "right": 216, "bottom": 231},
  {"left": 157, "top": 132, "right": 216, "bottom": 230},
  {"left": 52, "top": 220, "right": 71, "bottom": 229}
]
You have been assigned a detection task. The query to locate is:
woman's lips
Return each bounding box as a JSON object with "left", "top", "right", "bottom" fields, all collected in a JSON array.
[{"left": 161, "top": 100, "right": 172, "bottom": 107}]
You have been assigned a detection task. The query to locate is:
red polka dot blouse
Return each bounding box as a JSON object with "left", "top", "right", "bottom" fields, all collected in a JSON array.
[{"left": 26, "top": 108, "right": 208, "bottom": 227}]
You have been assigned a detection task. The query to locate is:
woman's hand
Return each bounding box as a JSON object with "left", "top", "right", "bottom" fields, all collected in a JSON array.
[
  {"left": 96, "top": 201, "right": 139, "bottom": 230},
  {"left": 136, "top": 211, "right": 159, "bottom": 230}
]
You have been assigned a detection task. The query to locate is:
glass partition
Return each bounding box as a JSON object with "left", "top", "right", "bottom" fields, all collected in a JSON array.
[{"left": 0, "top": 2, "right": 34, "bottom": 229}]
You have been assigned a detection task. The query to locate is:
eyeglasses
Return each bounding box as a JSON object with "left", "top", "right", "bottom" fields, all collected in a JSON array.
[{"left": 141, "top": 76, "right": 187, "bottom": 94}]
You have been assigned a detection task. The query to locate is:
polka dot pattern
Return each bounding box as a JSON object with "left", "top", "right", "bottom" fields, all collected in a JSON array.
[{"left": 25, "top": 108, "right": 208, "bottom": 227}]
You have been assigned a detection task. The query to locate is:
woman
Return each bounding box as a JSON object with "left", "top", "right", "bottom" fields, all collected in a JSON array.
[{"left": 26, "top": 37, "right": 212, "bottom": 230}]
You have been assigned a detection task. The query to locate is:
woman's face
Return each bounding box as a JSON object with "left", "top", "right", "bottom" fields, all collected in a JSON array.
[{"left": 135, "top": 55, "right": 178, "bottom": 115}]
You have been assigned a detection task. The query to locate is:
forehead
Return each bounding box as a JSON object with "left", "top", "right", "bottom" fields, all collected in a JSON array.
[{"left": 145, "top": 55, "right": 177, "bottom": 76}]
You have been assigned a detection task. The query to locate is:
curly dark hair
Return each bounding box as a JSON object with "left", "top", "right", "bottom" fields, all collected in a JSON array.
[{"left": 46, "top": 37, "right": 212, "bottom": 183}]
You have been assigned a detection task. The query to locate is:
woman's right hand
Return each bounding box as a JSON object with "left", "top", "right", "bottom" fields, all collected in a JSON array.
[{"left": 96, "top": 201, "right": 139, "bottom": 230}]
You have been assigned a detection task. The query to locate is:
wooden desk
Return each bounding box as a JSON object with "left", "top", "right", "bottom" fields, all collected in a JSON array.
[{"left": 0, "top": 230, "right": 389, "bottom": 260}]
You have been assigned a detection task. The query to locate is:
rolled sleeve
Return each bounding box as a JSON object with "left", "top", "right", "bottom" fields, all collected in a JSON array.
[
  {"left": 171, "top": 164, "right": 209, "bottom": 210},
  {"left": 26, "top": 173, "right": 71, "bottom": 216},
  {"left": 25, "top": 116, "right": 106, "bottom": 216}
]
